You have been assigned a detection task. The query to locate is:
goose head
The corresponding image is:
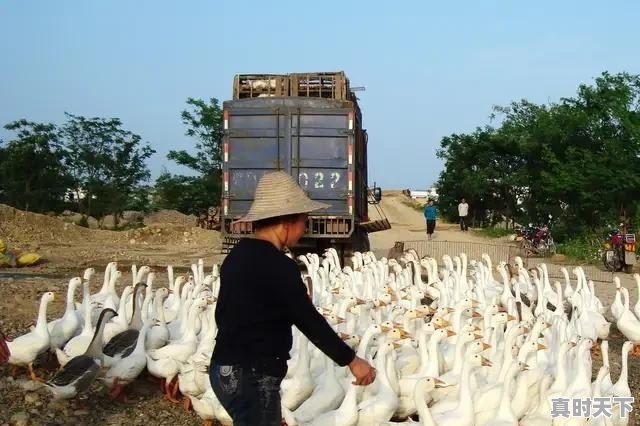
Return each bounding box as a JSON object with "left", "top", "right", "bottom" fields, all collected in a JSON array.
[
  {"left": 461, "top": 307, "right": 482, "bottom": 319},
  {"left": 431, "top": 316, "right": 450, "bottom": 329},
  {"left": 154, "top": 287, "right": 170, "bottom": 302},
  {"left": 420, "top": 377, "right": 451, "bottom": 393},
  {"left": 42, "top": 291, "right": 55, "bottom": 305},
  {"left": 83, "top": 268, "right": 95, "bottom": 281},
  {"left": 466, "top": 339, "right": 491, "bottom": 355},
  {"left": 467, "top": 352, "right": 492, "bottom": 368},
  {"left": 68, "top": 277, "right": 83, "bottom": 293},
  {"left": 429, "top": 327, "right": 455, "bottom": 344},
  {"left": 416, "top": 305, "right": 434, "bottom": 316},
  {"left": 491, "top": 312, "right": 517, "bottom": 327}
]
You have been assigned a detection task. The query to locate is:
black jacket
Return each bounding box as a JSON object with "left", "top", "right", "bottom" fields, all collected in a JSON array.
[{"left": 211, "top": 238, "right": 355, "bottom": 377}]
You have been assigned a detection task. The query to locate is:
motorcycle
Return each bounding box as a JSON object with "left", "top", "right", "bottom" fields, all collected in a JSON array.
[
  {"left": 518, "top": 223, "right": 556, "bottom": 257},
  {"left": 602, "top": 225, "right": 636, "bottom": 273}
]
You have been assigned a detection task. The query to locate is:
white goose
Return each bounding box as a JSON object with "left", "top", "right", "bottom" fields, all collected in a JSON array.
[
  {"left": 1, "top": 292, "right": 55, "bottom": 380},
  {"left": 633, "top": 273, "right": 640, "bottom": 320},
  {"left": 56, "top": 297, "right": 96, "bottom": 366},
  {"left": 145, "top": 287, "right": 170, "bottom": 350},
  {"left": 102, "top": 285, "right": 133, "bottom": 345},
  {"left": 189, "top": 385, "right": 233, "bottom": 426},
  {"left": 146, "top": 298, "right": 207, "bottom": 402},
  {"left": 47, "top": 277, "right": 82, "bottom": 349},
  {"left": 102, "top": 283, "right": 146, "bottom": 368},
  {"left": 101, "top": 319, "right": 150, "bottom": 400},
  {"left": 91, "top": 262, "right": 119, "bottom": 310},
  {"left": 615, "top": 287, "right": 640, "bottom": 355},
  {"left": 293, "top": 354, "right": 346, "bottom": 424},
  {"left": 305, "top": 383, "right": 359, "bottom": 426},
  {"left": 281, "top": 332, "right": 315, "bottom": 411},
  {"left": 45, "top": 308, "right": 117, "bottom": 399},
  {"left": 356, "top": 341, "right": 399, "bottom": 425}
]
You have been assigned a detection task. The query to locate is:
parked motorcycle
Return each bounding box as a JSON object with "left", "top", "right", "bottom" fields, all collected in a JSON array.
[
  {"left": 602, "top": 225, "right": 636, "bottom": 273},
  {"left": 517, "top": 223, "right": 556, "bottom": 257}
]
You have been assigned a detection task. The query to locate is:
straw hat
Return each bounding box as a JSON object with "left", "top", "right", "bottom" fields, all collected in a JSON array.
[{"left": 235, "top": 171, "right": 329, "bottom": 223}]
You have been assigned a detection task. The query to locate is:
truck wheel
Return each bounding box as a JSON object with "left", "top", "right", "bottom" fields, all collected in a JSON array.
[
  {"left": 360, "top": 234, "right": 371, "bottom": 252},
  {"left": 339, "top": 243, "right": 352, "bottom": 268}
]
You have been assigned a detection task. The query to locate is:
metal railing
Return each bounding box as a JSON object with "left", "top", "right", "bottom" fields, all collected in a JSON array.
[
  {"left": 390, "top": 239, "right": 616, "bottom": 285},
  {"left": 523, "top": 257, "right": 615, "bottom": 285},
  {"left": 390, "top": 240, "right": 520, "bottom": 265}
]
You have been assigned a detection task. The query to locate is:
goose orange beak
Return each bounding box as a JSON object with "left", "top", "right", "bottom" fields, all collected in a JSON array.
[
  {"left": 398, "top": 329, "right": 412, "bottom": 339},
  {"left": 434, "top": 378, "right": 450, "bottom": 388}
]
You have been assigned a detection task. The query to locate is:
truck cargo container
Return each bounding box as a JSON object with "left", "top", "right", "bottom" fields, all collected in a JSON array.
[{"left": 220, "top": 71, "right": 389, "bottom": 262}]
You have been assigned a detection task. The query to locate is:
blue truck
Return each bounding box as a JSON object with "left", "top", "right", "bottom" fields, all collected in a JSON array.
[{"left": 220, "top": 72, "right": 389, "bottom": 262}]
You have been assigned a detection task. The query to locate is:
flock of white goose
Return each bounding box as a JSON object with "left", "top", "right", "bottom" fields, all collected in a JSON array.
[{"left": 0, "top": 248, "right": 639, "bottom": 426}]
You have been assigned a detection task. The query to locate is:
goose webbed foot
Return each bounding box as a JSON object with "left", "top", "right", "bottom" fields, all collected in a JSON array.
[
  {"left": 107, "top": 378, "right": 127, "bottom": 402},
  {"left": 183, "top": 396, "right": 192, "bottom": 411},
  {"left": 29, "top": 363, "right": 46, "bottom": 382},
  {"left": 163, "top": 376, "right": 180, "bottom": 403},
  {"left": 0, "top": 334, "right": 10, "bottom": 364}
]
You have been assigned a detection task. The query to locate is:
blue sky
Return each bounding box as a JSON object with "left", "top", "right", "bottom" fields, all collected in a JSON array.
[{"left": 1, "top": 0, "right": 639, "bottom": 188}]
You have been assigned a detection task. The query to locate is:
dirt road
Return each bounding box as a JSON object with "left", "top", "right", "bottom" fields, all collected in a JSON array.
[{"left": 369, "top": 191, "right": 493, "bottom": 257}]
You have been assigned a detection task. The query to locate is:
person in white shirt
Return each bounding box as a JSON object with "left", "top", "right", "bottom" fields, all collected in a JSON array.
[{"left": 458, "top": 198, "right": 469, "bottom": 232}]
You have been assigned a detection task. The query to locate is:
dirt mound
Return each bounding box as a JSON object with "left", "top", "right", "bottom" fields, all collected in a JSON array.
[
  {"left": 0, "top": 204, "right": 219, "bottom": 249},
  {"left": 125, "top": 224, "right": 220, "bottom": 247},
  {"left": 0, "top": 204, "right": 128, "bottom": 246},
  {"left": 144, "top": 209, "right": 197, "bottom": 226}
]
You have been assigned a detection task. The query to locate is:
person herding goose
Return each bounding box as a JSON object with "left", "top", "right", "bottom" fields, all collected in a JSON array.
[{"left": 210, "top": 171, "right": 376, "bottom": 426}]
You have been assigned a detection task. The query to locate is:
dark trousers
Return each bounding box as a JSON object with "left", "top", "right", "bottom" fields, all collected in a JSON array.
[
  {"left": 210, "top": 363, "right": 284, "bottom": 426},
  {"left": 459, "top": 216, "right": 468, "bottom": 231},
  {"left": 426, "top": 219, "right": 436, "bottom": 235}
]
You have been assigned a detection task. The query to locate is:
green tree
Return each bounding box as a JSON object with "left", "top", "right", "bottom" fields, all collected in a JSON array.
[
  {"left": 154, "top": 97, "right": 222, "bottom": 215},
  {"left": 60, "top": 113, "right": 155, "bottom": 220},
  {"left": 0, "top": 120, "right": 71, "bottom": 212},
  {"left": 436, "top": 71, "right": 640, "bottom": 241}
]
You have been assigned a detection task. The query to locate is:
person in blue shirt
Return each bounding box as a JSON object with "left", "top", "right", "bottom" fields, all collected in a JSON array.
[{"left": 424, "top": 199, "right": 437, "bottom": 240}]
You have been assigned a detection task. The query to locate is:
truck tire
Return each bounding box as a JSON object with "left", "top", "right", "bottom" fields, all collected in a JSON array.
[
  {"left": 341, "top": 232, "right": 370, "bottom": 267},
  {"left": 359, "top": 234, "right": 371, "bottom": 252}
]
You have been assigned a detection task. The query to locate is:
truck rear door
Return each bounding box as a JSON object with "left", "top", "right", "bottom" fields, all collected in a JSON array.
[{"left": 291, "top": 109, "right": 350, "bottom": 215}]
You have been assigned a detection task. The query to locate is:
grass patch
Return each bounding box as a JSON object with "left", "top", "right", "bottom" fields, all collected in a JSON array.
[
  {"left": 472, "top": 227, "right": 513, "bottom": 238},
  {"left": 556, "top": 235, "right": 603, "bottom": 264},
  {"left": 401, "top": 198, "right": 426, "bottom": 212}
]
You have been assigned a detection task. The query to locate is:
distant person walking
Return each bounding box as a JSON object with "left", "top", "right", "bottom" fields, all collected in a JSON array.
[
  {"left": 458, "top": 198, "right": 469, "bottom": 232},
  {"left": 424, "top": 199, "right": 437, "bottom": 240}
]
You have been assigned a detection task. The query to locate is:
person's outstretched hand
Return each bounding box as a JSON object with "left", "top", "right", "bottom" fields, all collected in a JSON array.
[{"left": 348, "top": 355, "right": 376, "bottom": 386}]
